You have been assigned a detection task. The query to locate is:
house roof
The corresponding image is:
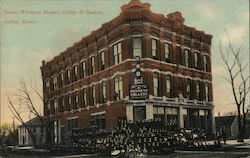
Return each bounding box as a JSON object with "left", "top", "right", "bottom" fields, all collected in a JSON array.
[
  {"left": 18, "top": 116, "right": 43, "bottom": 128},
  {"left": 215, "top": 115, "right": 237, "bottom": 126}
]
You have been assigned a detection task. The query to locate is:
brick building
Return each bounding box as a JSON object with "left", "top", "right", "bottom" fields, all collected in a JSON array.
[{"left": 41, "top": 0, "right": 215, "bottom": 144}]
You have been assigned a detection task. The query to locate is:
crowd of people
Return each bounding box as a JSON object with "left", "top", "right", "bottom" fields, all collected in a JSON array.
[{"left": 55, "top": 119, "right": 214, "bottom": 155}]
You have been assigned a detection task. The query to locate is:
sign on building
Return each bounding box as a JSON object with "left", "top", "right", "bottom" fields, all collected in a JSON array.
[{"left": 129, "top": 56, "right": 149, "bottom": 100}]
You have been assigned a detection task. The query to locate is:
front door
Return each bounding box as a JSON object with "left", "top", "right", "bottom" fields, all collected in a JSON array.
[{"left": 133, "top": 106, "right": 146, "bottom": 122}]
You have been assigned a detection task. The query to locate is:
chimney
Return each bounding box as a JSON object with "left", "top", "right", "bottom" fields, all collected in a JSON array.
[{"left": 42, "top": 60, "right": 46, "bottom": 66}]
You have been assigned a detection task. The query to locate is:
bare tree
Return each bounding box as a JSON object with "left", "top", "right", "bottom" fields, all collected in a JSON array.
[
  {"left": 219, "top": 35, "right": 250, "bottom": 141},
  {"left": 8, "top": 80, "right": 48, "bottom": 146}
]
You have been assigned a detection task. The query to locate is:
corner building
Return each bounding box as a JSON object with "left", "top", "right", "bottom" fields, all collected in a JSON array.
[{"left": 41, "top": 0, "right": 215, "bottom": 144}]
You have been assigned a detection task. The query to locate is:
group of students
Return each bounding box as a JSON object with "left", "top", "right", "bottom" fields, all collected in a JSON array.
[{"left": 69, "top": 119, "right": 210, "bottom": 154}]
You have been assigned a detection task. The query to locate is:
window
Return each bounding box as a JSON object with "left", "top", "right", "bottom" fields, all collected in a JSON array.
[
  {"left": 194, "top": 52, "right": 198, "bottom": 68},
  {"left": 152, "top": 39, "right": 158, "bottom": 59},
  {"left": 153, "top": 73, "right": 159, "bottom": 96},
  {"left": 91, "top": 114, "right": 105, "bottom": 129},
  {"left": 45, "top": 80, "right": 50, "bottom": 92},
  {"left": 113, "top": 42, "right": 122, "bottom": 65},
  {"left": 196, "top": 81, "right": 200, "bottom": 100},
  {"left": 65, "top": 69, "right": 71, "bottom": 84},
  {"left": 185, "top": 49, "right": 189, "bottom": 67},
  {"left": 59, "top": 96, "right": 64, "bottom": 113},
  {"left": 114, "top": 75, "right": 123, "bottom": 100},
  {"left": 153, "top": 107, "right": 165, "bottom": 122},
  {"left": 133, "top": 38, "right": 142, "bottom": 58},
  {"left": 100, "top": 81, "right": 106, "bottom": 103},
  {"left": 90, "top": 56, "right": 95, "bottom": 75},
  {"left": 53, "top": 120, "right": 58, "bottom": 143},
  {"left": 186, "top": 79, "right": 191, "bottom": 99},
  {"left": 67, "top": 118, "right": 78, "bottom": 131},
  {"left": 165, "top": 107, "right": 178, "bottom": 125},
  {"left": 188, "top": 51, "right": 192, "bottom": 68},
  {"left": 176, "top": 46, "right": 181, "bottom": 65},
  {"left": 53, "top": 98, "right": 57, "bottom": 114},
  {"left": 65, "top": 95, "right": 69, "bottom": 111},
  {"left": 100, "top": 51, "right": 105, "bottom": 70},
  {"left": 46, "top": 101, "right": 50, "bottom": 116},
  {"left": 80, "top": 61, "right": 86, "bottom": 78},
  {"left": 59, "top": 72, "right": 64, "bottom": 88},
  {"left": 205, "top": 83, "right": 209, "bottom": 101},
  {"left": 92, "top": 86, "right": 96, "bottom": 106},
  {"left": 52, "top": 76, "right": 57, "bottom": 90},
  {"left": 72, "top": 65, "right": 78, "bottom": 81},
  {"left": 204, "top": 55, "right": 208, "bottom": 72},
  {"left": 68, "top": 93, "right": 72, "bottom": 110},
  {"left": 166, "top": 75, "right": 171, "bottom": 97},
  {"left": 165, "top": 43, "right": 170, "bottom": 62},
  {"left": 74, "top": 91, "right": 79, "bottom": 109},
  {"left": 82, "top": 89, "right": 87, "bottom": 107}
]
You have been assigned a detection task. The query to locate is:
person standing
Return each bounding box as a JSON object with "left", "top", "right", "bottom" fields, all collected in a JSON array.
[{"left": 222, "top": 130, "right": 227, "bottom": 144}]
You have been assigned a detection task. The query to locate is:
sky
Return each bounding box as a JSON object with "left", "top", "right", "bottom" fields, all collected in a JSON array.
[{"left": 0, "top": 0, "right": 249, "bottom": 125}]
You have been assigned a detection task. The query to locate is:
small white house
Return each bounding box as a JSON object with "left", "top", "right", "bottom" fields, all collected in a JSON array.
[{"left": 18, "top": 117, "right": 45, "bottom": 146}]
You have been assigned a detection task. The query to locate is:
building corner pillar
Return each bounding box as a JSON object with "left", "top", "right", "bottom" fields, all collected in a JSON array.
[
  {"left": 146, "top": 103, "right": 154, "bottom": 121},
  {"left": 179, "top": 106, "right": 184, "bottom": 128},
  {"left": 126, "top": 104, "right": 134, "bottom": 122}
]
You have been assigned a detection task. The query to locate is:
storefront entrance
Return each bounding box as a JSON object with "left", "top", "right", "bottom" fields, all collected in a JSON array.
[{"left": 133, "top": 106, "right": 146, "bottom": 122}]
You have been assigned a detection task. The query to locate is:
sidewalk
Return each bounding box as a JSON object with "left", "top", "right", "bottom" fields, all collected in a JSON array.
[{"left": 221, "top": 139, "right": 250, "bottom": 149}]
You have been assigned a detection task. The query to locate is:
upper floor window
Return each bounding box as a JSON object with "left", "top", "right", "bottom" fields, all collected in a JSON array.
[
  {"left": 52, "top": 76, "right": 58, "bottom": 90},
  {"left": 176, "top": 46, "right": 181, "bottom": 65},
  {"left": 100, "top": 81, "right": 106, "bottom": 103},
  {"left": 80, "top": 61, "right": 86, "bottom": 78},
  {"left": 184, "top": 49, "right": 189, "bottom": 67},
  {"left": 65, "top": 69, "right": 71, "bottom": 84},
  {"left": 74, "top": 91, "right": 79, "bottom": 109},
  {"left": 166, "top": 75, "right": 171, "bottom": 97},
  {"left": 45, "top": 80, "right": 50, "bottom": 92},
  {"left": 153, "top": 73, "right": 159, "bottom": 96},
  {"left": 68, "top": 93, "right": 72, "bottom": 110},
  {"left": 196, "top": 81, "right": 200, "bottom": 100},
  {"left": 205, "top": 83, "right": 209, "bottom": 101},
  {"left": 113, "top": 42, "right": 122, "bottom": 65},
  {"left": 90, "top": 56, "right": 95, "bottom": 75},
  {"left": 152, "top": 39, "right": 158, "bottom": 59},
  {"left": 165, "top": 43, "right": 170, "bottom": 62},
  {"left": 64, "top": 95, "right": 69, "bottom": 111},
  {"left": 133, "top": 38, "right": 142, "bottom": 58},
  {"left": 53, "top": 98, "right": 57, "bottom": 114},
  {"left": 194, "top": 52, "right": 198, "bottom": 68},
  {"left": 204, "top": 55, "right": 208, "bottom": 72},
  {"left": 92, "top": 86, "right": 96, "bottom": 106},
  {"left": 81, "top": 88, "right": 87, "bottom": 107},
  {"left": 100, "top": 51, "right": 105, "bottom": 71},
  {"left": 46, "top": 100, "right": 50, "bottom": 116},
  {"left": 59, "top": 96, "right": 64, "bottom": 113},
  {"left": 59, "top": 72, "right": 64, "bottom": 88},
  {"left": 114, "top": 75, "right": 123, "bottom": 100},
  {"left": 72, "top": 65, "right": 78, "bottom": 81},
  {"left": 186, "top": 79, "right": 191, "bottom": 99}
]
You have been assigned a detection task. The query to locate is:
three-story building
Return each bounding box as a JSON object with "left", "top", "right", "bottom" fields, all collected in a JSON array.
[{"left": 41, "top": 0, "right": 215, "bottom": 144}]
